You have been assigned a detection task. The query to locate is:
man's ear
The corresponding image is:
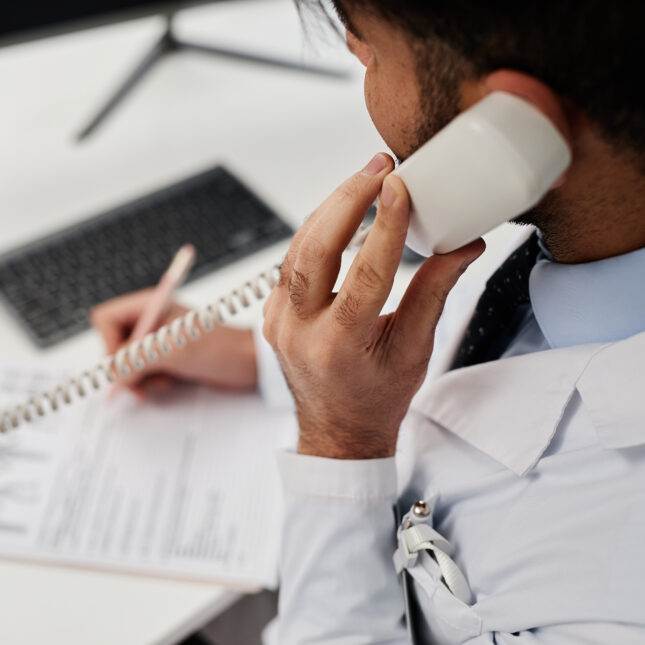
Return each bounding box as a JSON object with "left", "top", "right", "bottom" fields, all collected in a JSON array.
[
  {"left": 473, "top": 69, "right": 572, "bottom": 187},
  {"left": 483, "top": 69, "right": 571, "bottom": 145}
]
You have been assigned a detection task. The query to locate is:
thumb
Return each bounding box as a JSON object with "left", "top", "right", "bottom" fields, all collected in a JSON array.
[{"left": 393, "top": 238, "right": 485, "bottom": 357}]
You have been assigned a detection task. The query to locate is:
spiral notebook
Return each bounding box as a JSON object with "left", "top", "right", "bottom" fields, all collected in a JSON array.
[{"left": 0, "top": 362, "right": 292, "bottom": 588}]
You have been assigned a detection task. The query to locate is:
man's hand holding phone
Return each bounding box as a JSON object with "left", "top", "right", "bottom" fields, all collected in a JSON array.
[
  {"left": 262, "top": 153, "right": 484, "bottom": 460},
  {"left": 91, "top": 152, "right": 483, "bottom": 449}
]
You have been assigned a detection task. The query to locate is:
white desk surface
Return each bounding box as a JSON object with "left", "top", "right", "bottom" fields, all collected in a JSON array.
[
  {"left": 0, "top": 1, "right": 383, "bottom": 643},
  {"left": 0, "top": 2, "right": 517, "bottom": 642}
]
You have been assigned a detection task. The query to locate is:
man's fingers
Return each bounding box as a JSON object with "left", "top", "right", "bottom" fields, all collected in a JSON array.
[
  {"left": 393, "top": 238, "right": 486, "bottom": 356},
  {"left": 90, "top": 308, "right": 130, "bottom": 355},
  {"left": 90, "top": 289, "right": 154, "bottom": 354},
  {"left": 93, "top": 319, "right": 125, "bottom": 355},
  {"left": 287, "top": 153, "right": 394, "bottom": 317},
  {"left": 332, "top": 174, "right": 409, "bottom": 331},
  {"left": 264, "top": 216, "right": 315, "bottom": 325}
]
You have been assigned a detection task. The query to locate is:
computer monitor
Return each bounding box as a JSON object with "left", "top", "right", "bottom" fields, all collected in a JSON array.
[
  {"left": 1, "top": 1, "right": 208, "bottom": 46},
  {"left": 1, "top": 0, "right": 345, "bottom": 140}
]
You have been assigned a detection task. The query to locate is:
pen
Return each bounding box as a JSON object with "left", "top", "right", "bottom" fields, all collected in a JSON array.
[
  {"left": 129, "top": 244, "right": 196, "bottom": 341},
  {"left": 110, "top": 244, "right": 196, "bottom": 396}
]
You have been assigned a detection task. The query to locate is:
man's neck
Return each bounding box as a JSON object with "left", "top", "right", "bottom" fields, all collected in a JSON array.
[{"left": 523, "top": 123, "right": 645, "bottom": 264}]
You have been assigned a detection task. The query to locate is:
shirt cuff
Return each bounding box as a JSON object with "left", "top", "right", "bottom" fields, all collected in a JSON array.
[{"left": 278, "top": 451, "right": 398, "bottom": 503}]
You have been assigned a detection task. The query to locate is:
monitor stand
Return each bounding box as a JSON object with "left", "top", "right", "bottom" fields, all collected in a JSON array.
[{"left": 76, "top": 12, "right": 348, "bottom": 141}]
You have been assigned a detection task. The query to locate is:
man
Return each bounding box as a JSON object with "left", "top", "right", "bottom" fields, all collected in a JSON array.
[{"left": 93, "top": 1, "right": 645, "bottom": 642}]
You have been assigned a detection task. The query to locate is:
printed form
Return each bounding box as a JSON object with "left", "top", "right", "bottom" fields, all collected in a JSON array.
[{"left": 0, "top": 364, "right": 293, "bottom": 588}]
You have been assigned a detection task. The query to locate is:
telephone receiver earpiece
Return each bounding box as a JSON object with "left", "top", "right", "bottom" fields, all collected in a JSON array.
[{"left": 393, "top": 91, "right": 572, "bottom": 256}]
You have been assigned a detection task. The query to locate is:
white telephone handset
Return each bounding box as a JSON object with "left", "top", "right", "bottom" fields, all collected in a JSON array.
[
  {"left": 0, "top": 91, "right": 571, "bottom": 432},
  {"left": 395, "top": 91, "right": 571, "bottom": 256}
]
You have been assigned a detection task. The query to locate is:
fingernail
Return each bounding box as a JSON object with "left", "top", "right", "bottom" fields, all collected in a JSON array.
[
  {"left": 363, "top": 153, "right": 388, "bottom": 175},
  {"left": 380, "top": 177, "right": 395, "bottom": 207}
]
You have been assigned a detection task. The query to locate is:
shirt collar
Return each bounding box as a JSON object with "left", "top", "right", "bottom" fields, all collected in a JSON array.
[
  {"left": 529, "top": 245, "right": 645, "bottom": 348},
  {"left": 412, "top": 332, "right": 645, "bottom": 476},
  {"left": 411, "top": 231, "right": 645, "bottom": 476}
]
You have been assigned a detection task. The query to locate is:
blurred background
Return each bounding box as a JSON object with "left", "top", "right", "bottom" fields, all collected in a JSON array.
[
  {"left": 0, "top": 0, "right": 385, "bottom": 363},
  {"left": 0, "top": 2, "right": 386, "bottom": 644}
]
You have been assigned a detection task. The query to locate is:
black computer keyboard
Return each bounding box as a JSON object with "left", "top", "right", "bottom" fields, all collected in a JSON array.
[{"left": 0, "top": 166, "right": 293, "bottom": 347}]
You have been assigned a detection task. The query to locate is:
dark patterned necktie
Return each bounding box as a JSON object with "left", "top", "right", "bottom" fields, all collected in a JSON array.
[{"left": 451, "top": 232, "right": 540, "bottom": 369}]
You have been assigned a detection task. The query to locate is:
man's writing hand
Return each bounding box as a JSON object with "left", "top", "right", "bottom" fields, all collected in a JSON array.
[
  {"left": 90, "top": 289, "right": 257, "bottom": 398},
  {"left": 262, "top": 154, "right": 485, "bottom": 460}
]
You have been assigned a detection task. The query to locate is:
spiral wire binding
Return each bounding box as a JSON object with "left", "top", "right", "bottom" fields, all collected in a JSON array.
[{"left": 0, "top": 224, "right": 372, "bottom": 435}]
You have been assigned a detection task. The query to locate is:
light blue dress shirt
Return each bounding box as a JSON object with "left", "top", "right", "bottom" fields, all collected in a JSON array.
[{"left": 502, "top": 241, "right": 645, "bottom": 358}]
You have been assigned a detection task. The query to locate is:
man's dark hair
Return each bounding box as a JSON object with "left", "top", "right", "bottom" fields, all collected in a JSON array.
[{"left": 299, "top": 1, "right": 645, "bottom": 157}]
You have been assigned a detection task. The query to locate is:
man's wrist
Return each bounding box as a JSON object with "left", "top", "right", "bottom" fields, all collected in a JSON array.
[
  {"left": 201, "top": 326, "right": 258, "bottom": 389},
  {"left": 297, "top": 430, "right": 396, "bottom": 460}
]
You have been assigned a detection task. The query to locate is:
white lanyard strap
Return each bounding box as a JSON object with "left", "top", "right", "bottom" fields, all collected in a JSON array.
[{"left": 394, "top": 514, "right": 472, "bottom": 605}]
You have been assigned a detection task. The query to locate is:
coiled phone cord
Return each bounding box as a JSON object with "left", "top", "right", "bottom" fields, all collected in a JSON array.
[{"left": 0, "top": 224, "right": 372, "bottom": 434}]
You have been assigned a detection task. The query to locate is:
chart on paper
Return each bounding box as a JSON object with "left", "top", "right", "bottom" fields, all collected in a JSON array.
[{"left": 0, "top": 364, "right": 289, "bottom": 588}]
